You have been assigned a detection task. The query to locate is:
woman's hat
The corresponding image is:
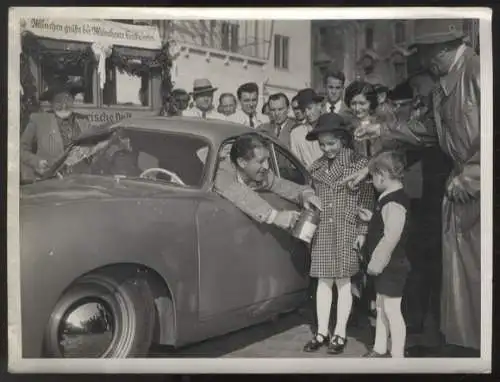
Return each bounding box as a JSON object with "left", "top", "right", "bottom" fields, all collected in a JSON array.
[
  {"left": 190, "top": 78, "right": 218, "bottom": 95},
  {"left": 306, "top": 113, "right": 350, "bottom": 141},
  {"left": 39, "top": 80, "right": 85, "bottom": 102},
  {"left": 296, "top": 88, "right": 324, "bottom": 110}
]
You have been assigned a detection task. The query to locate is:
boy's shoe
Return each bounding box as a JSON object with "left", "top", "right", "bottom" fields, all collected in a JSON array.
[{"left": 363, "top": 349, "right": 390, "bottom": 358}]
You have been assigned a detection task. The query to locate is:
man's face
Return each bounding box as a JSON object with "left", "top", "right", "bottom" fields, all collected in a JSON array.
[
  {"left": 237, "top": 146, "right": 270, "bottom": 183},
  {"left": 176, "top": 95, "right": 190, "bottom": 111},
  {"left": 52, "top": 92, "right": 74, "bottom": 120},
  {"left": 239, "top": 91, "right": 258, "bottom": 116},
  {"left": 304, "top": 102, "right": 322, "bottom": 125},
  {"left": 219, "top": 95, "right": 237, "bottom": 116},
  {"left": 291, "top": 100, "right": 305, "bottom": 121},
  {"left": 325, "top": 77, "right": 344, "bottom": 105},
  {"left": 269, "top": 97, "right": 289, "bottom": 125},
  {"left": 417, "top": 44, "right": 451, "bottom": 78},
  {"left": 194, "top": 92, "right": 214, "bottom": 111}
]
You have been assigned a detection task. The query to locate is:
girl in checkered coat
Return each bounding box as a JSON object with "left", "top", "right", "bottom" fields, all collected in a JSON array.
[{"left": 303, "top": 113, "right": 375, "bottom": 355}]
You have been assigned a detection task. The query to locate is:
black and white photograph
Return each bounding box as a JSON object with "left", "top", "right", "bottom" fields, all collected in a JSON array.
[{"left": 7, "top": 7, "right": 492, "bottom": 374}]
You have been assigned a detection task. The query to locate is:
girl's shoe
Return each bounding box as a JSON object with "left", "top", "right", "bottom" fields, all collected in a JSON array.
[
  {"left": 363, "top": 349, "right": 390, "bottom": 357},
  {"left": 327, "top": 335, "right": 348, "bottom": 354},
  {"left": 303, "top": 333, "right": 329, "bottom": 352}
]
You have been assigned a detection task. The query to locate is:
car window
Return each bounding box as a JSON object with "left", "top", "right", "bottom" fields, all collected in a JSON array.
[
  {"left": 84, "top": 127, "right": 210, "bottom": 188},
  {"left": 273, "top": 144, "right": 307, "bottom": 185}
]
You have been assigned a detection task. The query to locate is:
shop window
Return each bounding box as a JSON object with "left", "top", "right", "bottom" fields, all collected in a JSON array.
[
  {"left": 37, "top": 38, "right": 95, "bottom": 105},
  {"left": 102, "top": 47, "right": 152, "bottom": 108},
  {"left": 274, "top": 34, "right": 290, "bottom": 70},
  {"left": 221, "top": 21, "right": 240, "bottom": 53}
]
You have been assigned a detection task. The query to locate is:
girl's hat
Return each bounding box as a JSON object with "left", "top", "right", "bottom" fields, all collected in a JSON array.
[{"left": 306, "top": 113, "right": 350, "bottom": 141}]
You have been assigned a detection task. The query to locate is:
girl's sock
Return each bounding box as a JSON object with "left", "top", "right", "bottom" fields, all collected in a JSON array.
[
  {"left": 316, "top": 277, "right": 334, "bottom": 340},
  {"left": 333, "top": 277, "right": 353, "bottom": 339}
]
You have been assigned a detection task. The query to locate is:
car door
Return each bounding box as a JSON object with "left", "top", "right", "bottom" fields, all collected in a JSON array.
[
  {"left": 195, "top": 140, "right": 309, "bottom": 323},
  {"left": 256, "top": 142, "right": 311, "bottom": 296}
]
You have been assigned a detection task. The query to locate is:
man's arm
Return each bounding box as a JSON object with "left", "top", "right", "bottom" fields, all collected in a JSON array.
[
  {"left": 214, "top": 165, "right": 278, "bottom": 224},
  {"left": 20, "top": 118, "right": 42, "bottom": 168},
  {"left": 265, "top": 170, "right": 315, "bottom": 207}
]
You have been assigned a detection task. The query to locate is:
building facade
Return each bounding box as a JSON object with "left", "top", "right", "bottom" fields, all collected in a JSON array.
[
  {"left": 311, "top": 19, "right": 480, "bottom": 92},
  {"left": 151, "top": 20, "right": 311, "bottom": 108}
]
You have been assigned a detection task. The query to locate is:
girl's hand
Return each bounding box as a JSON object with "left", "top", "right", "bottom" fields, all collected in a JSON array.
[
  {"left": 354, "top": 235, "right": 366, "bottom": 252},
  {"left": 358, "top": 208, "right": 373, "bottom": 222},
  {"left": 367, "top": 261, "right": 383, "bottom": 276}
]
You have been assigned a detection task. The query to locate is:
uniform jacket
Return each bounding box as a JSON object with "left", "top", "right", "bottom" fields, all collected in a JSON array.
[
  {"left": 380, "top": 45, "right": 481, "bottom": 349},
  {"left": 214, "top": 160, "right": 314, "bottom": 224}
]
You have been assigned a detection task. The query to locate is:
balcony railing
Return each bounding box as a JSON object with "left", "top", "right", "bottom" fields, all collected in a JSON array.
[{"left": 154, "top": 20, "right": 273, "bottom": 61}]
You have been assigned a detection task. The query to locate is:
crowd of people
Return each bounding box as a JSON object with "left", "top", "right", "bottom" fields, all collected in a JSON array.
[
  {"left": 19, "top": 20, "right": 480, "bottom": 359},
  {"left": 166, "top": 21, "right": 480, "bottom": 358}
]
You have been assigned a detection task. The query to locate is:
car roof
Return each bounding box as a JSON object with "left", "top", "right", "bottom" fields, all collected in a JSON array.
[{"left": 113, "top": 116, "right": 257, "bottom": 144}]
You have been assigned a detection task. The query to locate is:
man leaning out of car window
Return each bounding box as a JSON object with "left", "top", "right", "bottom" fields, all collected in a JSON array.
[{"left": 214, "top": 133, "right": 322, "bottom": 231}]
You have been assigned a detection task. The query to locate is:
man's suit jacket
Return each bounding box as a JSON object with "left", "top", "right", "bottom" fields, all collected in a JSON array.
[
  {"left": 256, "top": 117, "right": 297, "bottom": 149},
  {"left": 20, "top": 112, "right": 92, "bottom": 180},
  {"left": 214, "top": 160, "right": 314, "bottom": 224}
]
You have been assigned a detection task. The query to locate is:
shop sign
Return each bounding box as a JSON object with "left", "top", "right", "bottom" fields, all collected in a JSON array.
[{"left": 20, "top": 18, "right": 162, "bottom": 50}]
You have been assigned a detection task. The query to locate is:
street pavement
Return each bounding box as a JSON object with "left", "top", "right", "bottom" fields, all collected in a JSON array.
[{"left": 150, "top": 309, "right": 375, "bottom": 358}]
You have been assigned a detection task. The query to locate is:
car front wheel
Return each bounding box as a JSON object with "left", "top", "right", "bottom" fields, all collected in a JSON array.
[{"left": 43, "top": 268, "right": 156, "bottom": 358}]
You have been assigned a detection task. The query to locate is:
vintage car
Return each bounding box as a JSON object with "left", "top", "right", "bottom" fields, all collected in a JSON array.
[{"left": 20, "top": 116, "right": 313, "bottom": 358}]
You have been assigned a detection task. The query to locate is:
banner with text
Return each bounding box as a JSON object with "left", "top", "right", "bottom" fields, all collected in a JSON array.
[{"left": 21, "top": 18, "right": 162, "bottom": 50}]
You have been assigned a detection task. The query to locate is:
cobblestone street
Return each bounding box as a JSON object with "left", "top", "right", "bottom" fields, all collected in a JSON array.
[{"left": 150, "top": 309, "right": 374, "bottom": 358}]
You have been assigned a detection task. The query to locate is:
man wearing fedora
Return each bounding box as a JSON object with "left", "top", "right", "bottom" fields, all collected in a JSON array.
[
  {"left": 20, "top": 80, "right": 93, "bottom": 182},
  {"left": 346, "top": 19, "right": 481, "bottom": 356},
  {"left": 289, "top": 88, "right": 324, "bottom": 169},
  {"left": 183, "top": 79, "right": 219, "bottom": 119}
]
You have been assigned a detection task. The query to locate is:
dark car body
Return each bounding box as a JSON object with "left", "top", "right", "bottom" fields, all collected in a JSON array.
[{"left": 20, "top": 116, "right": 313, "bottom": 358}]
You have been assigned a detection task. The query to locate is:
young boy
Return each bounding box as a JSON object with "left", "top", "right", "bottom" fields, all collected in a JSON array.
[{"left": 359, "top": 150, "right": 411, "bottom": 358}]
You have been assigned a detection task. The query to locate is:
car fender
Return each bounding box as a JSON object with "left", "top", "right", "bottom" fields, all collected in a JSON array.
[{"left": 20, "top": 196, "right": 200, "bottom": 358}]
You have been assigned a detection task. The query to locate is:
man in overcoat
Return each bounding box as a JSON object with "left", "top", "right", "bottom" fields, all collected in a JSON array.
[{"left": 345, "top": 19, "right": 481, "bottom": 354}]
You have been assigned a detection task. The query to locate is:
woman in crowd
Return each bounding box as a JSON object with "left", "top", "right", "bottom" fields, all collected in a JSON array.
[{"left": 302, "top": 113, "right": 374, "bottom": 355}]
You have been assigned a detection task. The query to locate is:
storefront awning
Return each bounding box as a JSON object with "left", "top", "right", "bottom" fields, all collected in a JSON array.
[{"left": 20, "top": 18, "right": 162, "bottom": 50}]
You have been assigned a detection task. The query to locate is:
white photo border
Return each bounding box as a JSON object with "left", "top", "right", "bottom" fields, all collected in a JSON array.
[{"left": 7, "top": 6, "right": 493, "bottom": 374}]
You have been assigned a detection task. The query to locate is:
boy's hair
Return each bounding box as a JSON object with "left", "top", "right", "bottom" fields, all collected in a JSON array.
[{"left": 368, "top": 150, "right": 406, "bottom": 180}]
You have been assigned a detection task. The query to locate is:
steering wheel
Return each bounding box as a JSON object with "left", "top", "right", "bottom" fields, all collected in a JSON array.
[{"left": 139, "top": 167, "right": 186, "bottom": 186}]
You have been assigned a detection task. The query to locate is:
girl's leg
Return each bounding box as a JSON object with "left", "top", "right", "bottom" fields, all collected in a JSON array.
[
  {"left": 316, "top": 277, "right": 335, "bottom": 339},
  {"left": 333, "top": 277, "right": 353, "bottom": 339},
  {"left": 373, "top": 294, "right": 390, "bottom": 355},
  {"left": 383, "top": 296, "right": 406, "bottom": 357}
]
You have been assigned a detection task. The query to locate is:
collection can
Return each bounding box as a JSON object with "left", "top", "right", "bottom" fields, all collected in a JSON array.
[{"left": 291, "top": 208, "right": 320, "bottom": 244}]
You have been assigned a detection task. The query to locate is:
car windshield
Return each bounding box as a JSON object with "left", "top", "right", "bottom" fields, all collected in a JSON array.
[{"left": 69, "top": 127, "right": 210, "bottom": 188}]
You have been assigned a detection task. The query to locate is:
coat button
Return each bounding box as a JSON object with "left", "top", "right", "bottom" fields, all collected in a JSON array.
[
  {"left": 328, "top": 218, "right": 333, "bottom": 223},
  {"left": 328, "top": 203, "right": 333, "bottom": 208}
]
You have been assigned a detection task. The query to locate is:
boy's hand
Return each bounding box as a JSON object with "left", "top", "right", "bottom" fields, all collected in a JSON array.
[
  {"left": 367, "top": 261, "right": 383, "bottom": 276},
  {"left": 353, "top": 234, "right": 366, "bottom": 252}
]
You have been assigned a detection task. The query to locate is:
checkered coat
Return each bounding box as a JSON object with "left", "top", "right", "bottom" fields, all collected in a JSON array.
[{"left": 309, "top": 149, "right": 375, "bottom": 278}]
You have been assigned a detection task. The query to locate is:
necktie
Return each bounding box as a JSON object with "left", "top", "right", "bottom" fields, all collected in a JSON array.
[
  {"left": 330, "top": 105, "right": 334, "bottom": 113},
  {"left": 249, "top": 115, "right": 255, "bottom": 128},
  {"left": 202, "top": 111, "right": 207, "bottom": 119}
]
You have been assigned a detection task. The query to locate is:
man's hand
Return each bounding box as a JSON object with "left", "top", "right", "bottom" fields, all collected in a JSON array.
[
  {"left": 340, "top": 167, "right": 370, "bottom": 190},
  {"left": 446, "top": 176, "right": 472, "bottom": 204},
  {"left": 353, "top": 234, "right": 366, "bottom": 252},
  {"left": 354, "top": 122, "right": 382, "bottom": 141},
  {"left": 358, "top": 208, "right": 373, "bottom": 223},
  {"left": 35, "top": 159, "right": 50, "bottom": 175},
  {"left": 273, "top": 210, "right": 300, "bottom": 230}
]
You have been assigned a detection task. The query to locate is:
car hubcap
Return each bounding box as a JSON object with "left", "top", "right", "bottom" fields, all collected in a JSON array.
[{"left": 58, "top": 299, "right": 115, "bottom": 358}]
